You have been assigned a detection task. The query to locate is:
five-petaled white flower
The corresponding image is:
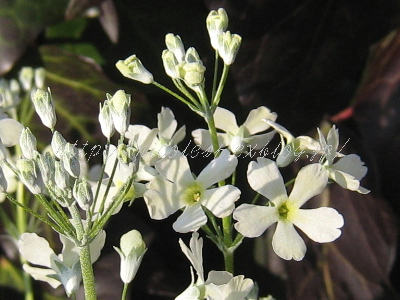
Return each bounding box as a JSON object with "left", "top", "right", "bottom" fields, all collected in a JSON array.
[
  {"left": 264, "top": 120, "right": 321, "bottom": 167},
  {"left": 144, "top": 149, "right": 240, "bottom": 233},
  {"left": 18, "top": 231, "right": 106, "bottom": 297},
  {"left": 318, "top": 125, "right": 369, "bottom": 194},
  {"left": 192, "top": 106, "right": 277, "bottom": 155},
  {"left": 233, "top": 157, "right": 344, "bottom": 261}
]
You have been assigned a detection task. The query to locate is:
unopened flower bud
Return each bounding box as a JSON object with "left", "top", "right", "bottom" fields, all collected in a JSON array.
[
  {"left": 181, "top": 48, "right": 206, "bottom": 89},
  {"left": 165, "top": 33, "right": 185, "bottom": 62},
  {"left": 206, "top": 8, "right": 229, "bottom": 50},
  {"left": 116, "top": 55, "right": 154, "bottom": 84},
  {"left": 51, "top": 131, "right": 67, "bottom": 159},
  {"left": 20, "top": 128, "right": 37, "bottom": 159},
  {"left": 19, "top": 67, "right": 34, "bottom": 91},
  {"left": 99, "top": 100, "right": 115, "bottom": 139},
  {"left": 34, "top": 68, "right": 45, "bottom": 89},
  {"left": 162, "top": 50, "right": 180, "bottom": 79},
  {"left": 54, "top": 161, "right": 71, "bottom": 190},
  {"left": 36, "top": 152, "right": 55, "bottom": 184},
  {"left": 17, "top": 158, "right": 42, "bottom": 194},
  {"left": 114, "top": 229, "right": 147, "bottom": 284},
  {"left": 62, "top": 143, "right": 80, "bottom": 178},
  {"left": 108, "top": 90, "right": 131, "bottom": 135},
  {"left": 31, "top": 89, "right": 57, "bottom": 130},
  {"left": 217, "top": 31, "right": 242, "bottom": 65},
  {"left": 73, "top": 178, "right": 93, "bottom": 210}
]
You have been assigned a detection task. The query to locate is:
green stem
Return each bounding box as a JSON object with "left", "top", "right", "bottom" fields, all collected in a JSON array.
[
  {"left": 211, "top": 63, "right": 230, "bottom": 111},
  {"left": 121, "top": 283, "right": 129, "bottom": 300},
  {"left": 79, "top": 244, "right": 97, "bottom": 300}
]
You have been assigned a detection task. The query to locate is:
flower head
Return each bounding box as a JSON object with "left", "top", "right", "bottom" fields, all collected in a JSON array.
[
  {"left": 144, "top": 149, "right": 240, "bottom": 233},
  {"left": 318, "top": 125, "right": 369, "bottom": 194},
  {"left": 193, "top": 106, "right": 277, "bottom": 155},
  {"left": 233, "top": 157, "right": 343, "bottom": 261}
]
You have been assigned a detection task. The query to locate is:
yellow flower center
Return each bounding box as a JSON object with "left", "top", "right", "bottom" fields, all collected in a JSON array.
[{"left": 184, "top": 182, "right": 204, "bottom": 204}]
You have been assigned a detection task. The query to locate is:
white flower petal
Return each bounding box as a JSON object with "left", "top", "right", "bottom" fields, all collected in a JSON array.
[
  {"left": 170, "top": 125, "right": 186, "bottom": 146},
  {"left": 0, "top": 118, "right": 24, "bottom": 146},
  {"left": 22, "top": 264, "right": 60, "bottom": 288},
  {"left": 292, "top": 207, "right": 344, "bottom": 243},
  {"left": 326, "top": 126, "right": 339, "bottom": 164},
  {"left": 192, "top": 129, "right": 226, "bottom": 151},
  {"left": 276, "top": 147, "right": 296, "bottom": 167},
  {"left": 197, "top": 150, "right": 237, "bottom": 188},
  {"left": 233, "top": 204, "right": 278, "bottom": 238},
  {"left": 202, "top": 185, "right": 240, "bottom": 218},
  {"left": 332, "top": 154, "right": 367, "bottom": 180},
  {"left": 242, "top": 106, "right": 277, "bottom": 135},
  {"left": 264, "top": 120, "right": 294, "bottom": 142},
  {"left": 155, "top": 151, "right": 194, "bottom": 186},
  {"left": 247, "top": 158, "right": 287, "bottom": 204},
  {"left": 144, "top": 176, "right": 186, "bottom": 219},
  {"left": 247, "top": 131, "right": 276, "bottom": 150},
  {"left": 19, "top": 233, "right": 58, "bottom": 268},
  {"left": 328, "top": 168, "right": 360, "bottom": 191},
  {"left": 173, "top": 204, "right": 207, "bottom": 233},
  {"left": 158, "top": 107, "right": 178, "bottom": 140},
  {"left": 214, "top": 107, "right": 239, "bottom": 133},
  {"left": 289, "top": 163, "right": 328, "bottom": 207},
  {"left": 272, "top": 221, "right": 306, "bottom": 261},
  {"left": 178, "top": 232, "right": 204, "bottom": 283}
]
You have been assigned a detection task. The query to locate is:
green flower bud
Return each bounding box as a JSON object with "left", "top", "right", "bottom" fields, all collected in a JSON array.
[
  {"left": 73, "top": 177, "right": 93, "bottom": 210},
  {"left": 206, "top": 8, "right": 229, "bottom": 50},
  {"left": 114, "top": 229, "right": 147, "bottom": 284},
  {"left": 62, "top": 143, "right": 80, "bottom": 178},
  {"left": 36, "top": 152, "right": 55, "bottom": 184},
  {"left": 165, "top": 33, "right": 185, "bottom": 62},
  {"left": 162, "top": 50, "right": 180, "bottom": 79},
  {"left": 54, "top": 161, "right": 71, "bottom": 191},
  {"left": 99, "top": 100, "right": 115, "bottom": 139},
  {"left": 34, "top": 67, "right": 45, "bottom": 89},
  {"left": 19, "top": 67, "right": 34, "bottom": 91},
  {"left": 181, "top": 48, "right": 206, "bottom": 89},
  {"left": 17, "top": 158, "right": 42, "bottom": 194},
  {"left": 31, "top": 89, "right": 57, "bottom": 130},
  {"left": 51, "top": 131, "right": 67, "bottom": 159},
  {"left": 116, "top": 55, "right": 154, "bottom": 84},
  {"left": 20, "top": 128, "right": 37, "bottom": 159},
  {"left": 217, "top": 31, "right": 242, "bottom": 65},
  {"left": 108, "top": 90, "right": 131, "bottom": 135}
]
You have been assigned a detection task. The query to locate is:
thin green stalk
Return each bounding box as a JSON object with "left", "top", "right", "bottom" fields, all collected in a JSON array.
[
  {"left": 211, "top": 51, "right": 220, "bottom": 100},
  {"left": 211, "top": 63, "right": 230, "bottom": 111},
  {"left": 79, "top": 244, "right": 97, "bottom": 300},
  {"left": 121, "top": 283, "right": 129, "bottom": 300}
]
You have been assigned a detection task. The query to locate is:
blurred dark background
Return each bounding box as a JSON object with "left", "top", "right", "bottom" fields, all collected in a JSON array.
[{"left": 1, "top": 0, "right": 400, "bottom": 299}]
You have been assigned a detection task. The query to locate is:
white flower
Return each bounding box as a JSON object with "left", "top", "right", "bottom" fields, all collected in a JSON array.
[
  {"left": 92, "top": 144, "right": 148, "bottom": 216},
  {"left": 113, "top": 229, "right": 147, "bottom": 284},
  {"left": 107, "top": 90, "right": 131, "bottom": 135},
  {"left": 18, "top": 231, "right": 106, "bottom": 297},
  {"left": 144, "top": 150, "right": 240, "bottom": 233},
  {"left": 206, "top": 8, "right": 229, "bottom": 50},
  {"left": 192, "top": 106, "right": 277, "bottom": 155},
  {"left": 318, "top": 125, "right": 369, "bottom": 194},
  {"left": 265, "top": 120, "right": 321, "bottom": 167},
  {"left": 175, "top": 233, "right": 254, "bottom": 300},
  {"left": 233, "top": 157, "right": 344, "bottom": 261},
  {"left": 126, "top": 107, "right": 185, "bottom": 165}
]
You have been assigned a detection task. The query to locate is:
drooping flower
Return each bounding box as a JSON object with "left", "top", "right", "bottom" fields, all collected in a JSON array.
[
  {"left": 19, "top": 231, "right": 106, "bottom": 297},
  {"left": 233, "top": 157, "right": 344, "bottom": 261},
  {"left": 192, "top": 106, "right": 277, "bottom": 155},
  {"left": 317, "top": 125, "right": 369, "bottom": 194},
  {"left": 264, "top": 119, "right": 321, "bottom": 167},
  {"left": 113, "top": 229, "right": 147, "bottom": 284},
  {"left": 144, "top": 150, "right": 240, "bottom": 233}
]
